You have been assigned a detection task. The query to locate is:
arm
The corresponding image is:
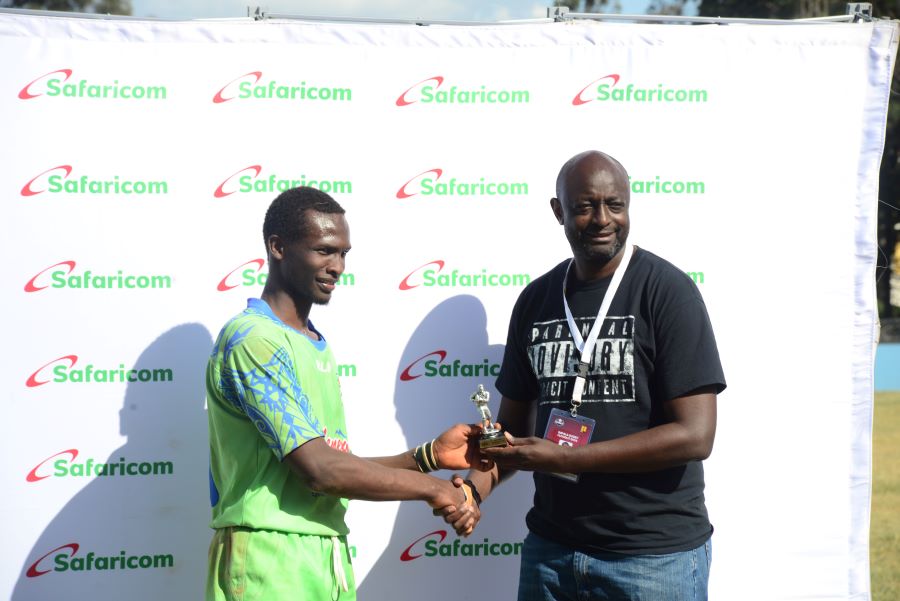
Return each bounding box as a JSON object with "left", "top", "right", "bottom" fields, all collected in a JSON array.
[
  {"left": 362, "top": 422, "right": 488, "bottom": 536},
  {"left": 223, "top": 336, "right": 472, "bottom": 511},
  {"left": 482, "top": 386, "right": 717, "bottom": 474},
  {"left": 439, "top": 395, "right": 532, "bottom": 535},
  {"left": 284, "top": 438, "right": 468, "bottom": 511},
  {"left": 365, "top": 423, "right": 487, "bottom": 472}
]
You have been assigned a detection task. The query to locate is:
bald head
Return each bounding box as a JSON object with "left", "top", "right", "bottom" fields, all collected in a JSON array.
[
  {"left": 551, "top": 150, "right": 631, "bottom": 280},
  {"left": 556, "top": 150, "right": 629, "bottom": 202}
]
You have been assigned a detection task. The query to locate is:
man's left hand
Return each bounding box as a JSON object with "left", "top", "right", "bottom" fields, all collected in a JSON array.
[{"left": 433, "top": 423, "right": 494, "bottom": 471}]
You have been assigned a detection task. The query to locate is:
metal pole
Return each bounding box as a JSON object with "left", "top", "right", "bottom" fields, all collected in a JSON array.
[
  {"left": 260, "top": 12, "right": 554, "bottom": 26},
  {"left": 258, "top": 9, "right": 862, "bottom": 27},
  {"left": 0, "top": 5, "right": 874, "bottom": 26},
  {"left": 561, "top": 12, "right": 857, "bottom": 25}
]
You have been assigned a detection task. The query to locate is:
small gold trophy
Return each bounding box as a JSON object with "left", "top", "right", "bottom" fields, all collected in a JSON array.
[{"left": 471, "top": 384, "right": 507, "bottom": 449}]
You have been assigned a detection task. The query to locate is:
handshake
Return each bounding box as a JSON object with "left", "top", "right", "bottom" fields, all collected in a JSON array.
[{"left": 420, "top": 385, "right": 509, "bottom": 537}]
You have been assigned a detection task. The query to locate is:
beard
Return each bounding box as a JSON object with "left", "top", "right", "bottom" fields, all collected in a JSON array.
[{"left": 574, "top": 228, "right": 624, "bottom": 265}]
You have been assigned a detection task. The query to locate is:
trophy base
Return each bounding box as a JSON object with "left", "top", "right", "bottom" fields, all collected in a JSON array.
[{"left": 479, "top": 431, "right": 508, "bottom": 449}]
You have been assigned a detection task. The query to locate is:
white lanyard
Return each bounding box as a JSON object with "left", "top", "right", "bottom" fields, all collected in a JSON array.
[{"left": 562, "top": 243, "right": 634, "bottom": 415}]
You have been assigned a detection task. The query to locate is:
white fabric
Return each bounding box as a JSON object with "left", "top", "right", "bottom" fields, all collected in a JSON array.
[
  {"left": 331, "top": 535, "right": 349, "bottom": 594},
  {"left": 0, "top": 12, "right": 895, "bottom": 601}
]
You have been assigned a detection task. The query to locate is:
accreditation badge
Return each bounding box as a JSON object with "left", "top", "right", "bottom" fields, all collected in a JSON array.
[{"left": 542, "top": 408, "right": 596, "bottom": 483}]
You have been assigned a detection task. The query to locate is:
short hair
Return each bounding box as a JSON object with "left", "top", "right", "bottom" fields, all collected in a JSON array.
[{"left": 262, "top": 187, "right": 345, "bottom": 246}]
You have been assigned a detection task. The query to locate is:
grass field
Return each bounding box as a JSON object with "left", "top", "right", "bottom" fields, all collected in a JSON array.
[{"left": 872, "top": 392, "right": 900, "bottom": 600}]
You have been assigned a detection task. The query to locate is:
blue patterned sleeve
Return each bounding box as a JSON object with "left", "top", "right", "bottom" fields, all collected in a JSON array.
[{"left": 221, "top": 335, "right": 324, "bottom": 460}]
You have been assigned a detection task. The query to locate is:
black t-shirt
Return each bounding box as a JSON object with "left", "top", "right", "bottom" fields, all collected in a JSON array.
[{"left": 496, "top": 247, "right": 726, "bottom": 555}]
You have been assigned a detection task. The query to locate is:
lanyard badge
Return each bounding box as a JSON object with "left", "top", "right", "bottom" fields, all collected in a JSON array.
[
  {"left": 561, "top": 243, "right": 634, "bottom": 416},
  {"left": 541, "top": 244, "right": 634, "bottom": 483},
  {"left": 543, "top": 408, "right": 596, "bottom": 482}
]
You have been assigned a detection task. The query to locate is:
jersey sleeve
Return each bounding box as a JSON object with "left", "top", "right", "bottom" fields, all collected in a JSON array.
[{"left": 221, "top": 335, "right": 325, "bottom": 460}]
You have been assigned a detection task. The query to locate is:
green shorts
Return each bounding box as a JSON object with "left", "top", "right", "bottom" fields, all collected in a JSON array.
[{"left": 206, "top": 527, "right": 356, "bottom": 601}]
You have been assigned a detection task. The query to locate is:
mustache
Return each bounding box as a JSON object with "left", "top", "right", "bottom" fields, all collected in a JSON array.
[{"left": 581, "top": 227, "right": 617, "bottom": 236}]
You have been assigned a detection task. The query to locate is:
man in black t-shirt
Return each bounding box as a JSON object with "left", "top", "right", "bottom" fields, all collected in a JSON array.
[{"left": 463, "top": 151, "right": 726, "bottom": 601}]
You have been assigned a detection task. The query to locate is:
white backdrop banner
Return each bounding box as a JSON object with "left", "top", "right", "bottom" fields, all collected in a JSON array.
[{"left": 1, "top": 11, "right": 895, "bottom": 601}]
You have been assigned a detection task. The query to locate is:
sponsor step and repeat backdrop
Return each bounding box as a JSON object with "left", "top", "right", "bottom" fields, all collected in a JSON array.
[{"left": 1, "top": 11, "right": 895, "bottom": 601}]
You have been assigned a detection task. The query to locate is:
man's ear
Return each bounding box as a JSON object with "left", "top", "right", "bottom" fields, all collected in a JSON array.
[
  {"left": 550, "top": 198, "right": 564, "bottom": 225},
  {"left": 267, "top": 234, "right": 285, "bottom": 260}
]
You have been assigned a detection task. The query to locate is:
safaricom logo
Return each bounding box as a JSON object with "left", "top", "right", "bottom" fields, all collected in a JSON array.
[
  {"left": 24, "top": 261, "right": 173, "bottom": 292},
  {"left": 21, "top": 165, "right": 169, "bottom": 196},
  {"left": 26, "top": 449, "right": 174, "bottom": 482},
  {"left": 400, "top": 350, "right": 500, "bottom": 381},
  {"left": 399, "top": 260, "right": 531, "bottom": 290},
  {"left": 212, "top": 71, "right": 352, "bottom": 103},
  {"left": 396, "top": 168, "right": 528, "bottom": 199},
  {"left": 217, "top": 259, "right": 355, "bottom": 291},
  {"left": 26, "top": 543, "right": 174, "bottom": 578},
  {"left": 630, "top": 176, "right": 705, "bottom": 195},
  {"left": 214, "top": 165, "right": 352, "bottom": 197},
  {"left": 396, "top": 76, "right": 530, "bottom": 106},
  {"left": 18, "top": 69, "right": 167, "bottom": 100},
  {"left": 400, "top": 530, "right": 523, "bottom": 561},
  {"left": 573, "top": 74, "right": 708, "bottom": 105},
  {"left": 26, "top": 355, "right": 174, "bottom": 387}
]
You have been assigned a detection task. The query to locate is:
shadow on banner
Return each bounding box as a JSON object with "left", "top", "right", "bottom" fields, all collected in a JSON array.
[
  {"left": 358, "top": 295, "right": 532, "bottom": 601},
  {"left": 13, "top": 323, "right": 213, "bottom": 601}
]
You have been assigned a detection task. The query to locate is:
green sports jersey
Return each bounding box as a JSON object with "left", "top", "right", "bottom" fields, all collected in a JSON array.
[{"left": 206, "top": 298, "right": 350, "bottom": 536}]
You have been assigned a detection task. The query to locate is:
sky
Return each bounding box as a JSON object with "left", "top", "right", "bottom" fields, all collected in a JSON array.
[{"left": 130, "top": 1, "right": 691, "bottom": 22}]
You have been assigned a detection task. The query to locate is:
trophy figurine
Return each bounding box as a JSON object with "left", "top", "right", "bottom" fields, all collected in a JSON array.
[{"left": 471, "top": 384, "right": 507, "bottom": 449}]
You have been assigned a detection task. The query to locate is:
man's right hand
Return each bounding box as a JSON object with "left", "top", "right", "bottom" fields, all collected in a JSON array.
[
  {"left": 441, "top": 474, "right": 481, "bottom": 537},
  {"left": 429, "top": 478, "right": 477, "bottom": 535}
]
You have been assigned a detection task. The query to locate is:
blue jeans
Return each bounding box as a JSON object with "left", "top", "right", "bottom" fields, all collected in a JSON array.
[{"left": 517, "top": 532, "right": 711, "bottom": 601}]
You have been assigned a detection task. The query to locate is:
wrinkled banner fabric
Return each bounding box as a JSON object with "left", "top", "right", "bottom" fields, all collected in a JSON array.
[{"left": 1, "top": 12, "right": 896, "bottom": 601}]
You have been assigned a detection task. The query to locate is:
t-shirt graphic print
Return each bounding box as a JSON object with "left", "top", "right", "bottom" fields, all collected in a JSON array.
[{"left": 528, "top": 315, "right": 635, "bottom": 406}]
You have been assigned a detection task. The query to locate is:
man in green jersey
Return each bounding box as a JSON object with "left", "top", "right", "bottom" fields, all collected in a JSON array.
[{"left": 206, "top": 187, "right": 481, "bottom": 601}]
